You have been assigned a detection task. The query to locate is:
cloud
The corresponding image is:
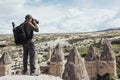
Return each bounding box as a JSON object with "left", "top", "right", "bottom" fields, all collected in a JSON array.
[
  {"left": 0, "top": 0, "right": 24, "bottom": 16},
  {"left": 42, "top": 8, "right": 118, "bottom": 33},
  {"left": 35, "top": 8, "right": 119, "bottom": 33},
  {"left": 0, "top": 0, "right": 120, "bottom": 34},
  {"left": 106, "top": 18, "right": 120, "bottom": 28}
]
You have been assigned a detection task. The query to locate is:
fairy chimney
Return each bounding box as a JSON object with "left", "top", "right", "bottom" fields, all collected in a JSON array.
[
  {"left": 85, "top": 45, "right": 97, "bottom": 61},
  {"left": 100, "top": 40, "right": 115, "bottom": 61},
  {"left": 62, "top": 46, "right": 89, "bottom": 80},
  {"left": 98, "top": 40, "right": 116, "bottom": 76},
  {"left": 0, "top": 52, "right": 12, "bottom": 76},
  {"left": 49, "top": 43, "right": 64, "bottom": 77},
  {"left": 85, "top": 45, "right": 98, "bottom": 80}
]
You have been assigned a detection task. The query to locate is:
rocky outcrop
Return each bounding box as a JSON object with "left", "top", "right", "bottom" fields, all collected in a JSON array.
[
  {"left": 100, "top": 40, "right": 116, "bottom": 61},
  {"left": 85, "top": 45, "right": 97, "bottom": 61},
  {"left": 50, "top": 44, "right": 64, "bottom": 62},
  {"left": 99, "top": 40, "right": 117, "bottom": 76},
  {"left": 85, "top": 45, "right": 98, "bottom": 80},
  {"left": 0, "top": 52, "right": 12, "bottom": 76},
  {"left": 62, "top": 46, "right": 89, "bottom": 80},
  {"left": 0, "top": 52, "right": 12, "bottom": 65},
  {"left": 85, "top": 40, "right": 117, "bottom": 79},
  {"left": 49, "top": 43, "right": 64, "bottom": 77}
]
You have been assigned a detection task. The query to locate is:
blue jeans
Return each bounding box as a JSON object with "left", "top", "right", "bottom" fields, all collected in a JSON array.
[{"left": 23, "top": 41, "right": 36, "bottom": 73}]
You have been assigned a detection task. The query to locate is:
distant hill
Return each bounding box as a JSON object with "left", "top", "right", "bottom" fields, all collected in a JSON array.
[{"left": 97, "top": 28, "right": 120, "bottom": 32}]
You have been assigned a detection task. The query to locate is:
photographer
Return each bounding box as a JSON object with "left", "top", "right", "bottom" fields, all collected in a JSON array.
[{"left": 22, "top": 14, "right": 39, "bottom": 76}]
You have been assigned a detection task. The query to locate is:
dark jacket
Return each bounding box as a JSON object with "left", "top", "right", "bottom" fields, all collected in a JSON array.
[{"left": 23, "top": 22, "right": 39, "bottom": 44}]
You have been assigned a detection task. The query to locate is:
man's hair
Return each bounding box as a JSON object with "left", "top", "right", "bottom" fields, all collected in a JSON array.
[{"left": 25, "top": 14, "right": 33, "bottom": 19}]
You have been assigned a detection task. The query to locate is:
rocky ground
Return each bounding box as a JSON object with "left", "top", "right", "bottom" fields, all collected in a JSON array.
[
  {"left": 0, "top": 75, "right": 62, "bottom": 80},
  {"left": 0, "top": 30, "right": 120, "bottom": 79}
]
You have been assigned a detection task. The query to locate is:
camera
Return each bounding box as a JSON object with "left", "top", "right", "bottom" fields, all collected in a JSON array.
[{"left": 32, "top": 19, "right": 39, "bottom": 24}]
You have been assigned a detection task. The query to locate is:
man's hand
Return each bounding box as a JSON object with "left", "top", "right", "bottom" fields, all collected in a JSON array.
[{"left": 32, "top": 19, "right": 37, "bottom": 26}]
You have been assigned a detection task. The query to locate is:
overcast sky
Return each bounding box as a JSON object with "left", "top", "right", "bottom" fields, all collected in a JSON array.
[{"left": 0, "top": 0, "right": 120, "bottom": 34}]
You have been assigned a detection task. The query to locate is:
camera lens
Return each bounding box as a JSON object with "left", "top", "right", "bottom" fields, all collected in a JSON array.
[{"left": 34, "top": 19, "right": 39, "bottom": 24}]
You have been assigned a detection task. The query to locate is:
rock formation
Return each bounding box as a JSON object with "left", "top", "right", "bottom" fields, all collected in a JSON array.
[
  {"left": 100, "top": 40, "right": 116, "bottom": 61},
  {"left": 85, "top": 45, "right": 98, "bottom": 80},
  {"left": 85, "top": 45, "right": 97, "bottom": 61},
  {"left": 49, "top": 43, "right": 64, "bottom": 77},
  {"left": 99, "top": 40, "right": 116, "bottom": 76},
  {"left": 0, "top": 52, "right": 12, "bottom": 76},
  {"left": 85, "top": 40, "right": 117, "bottom": 80},
  {"left": 62, "top": 46, "right": 89, "bottom": 80}
]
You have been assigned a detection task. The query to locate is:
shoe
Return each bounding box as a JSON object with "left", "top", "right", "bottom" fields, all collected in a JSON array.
[
  {"left": 23, "top": 72, "right": 29, "bottom": 75},
  {"left": 30, "top": 73, "right": 39, "bottom": 76}
]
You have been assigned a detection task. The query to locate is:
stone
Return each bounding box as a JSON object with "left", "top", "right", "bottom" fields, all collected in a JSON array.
[
  {"left": 50, "top": 43, "right": 64, "bottom": 62},
  {"left": 49, "top": 43, "right": 64, "bottom": 77},
  {"left": 85, "top": 45, "right": 97, "bottom": 61},
  {"left": 0, "top": 52, "right": 12, "bottom": 76},
  {"left": 62, "top": 46, "right": 89, "bottom": 80},
  {"left": 100, "top": 40, "right": 116, "bottom": 61},
  {"left": 0, "top": 52, "right": 12, "bottom": 65},
  {"left": 85, "top": 45, "right": 98, "bottom": 80},
  {"left": 85, "top": 61, "right": 97, "bottom": 80},
  {"left": 85, "top": 40, "right": 117, "bottom": 79},
  {"left": 98, "top": 61, "right": 116, "bottom": 76},
  {"left": 99, "top": 40, "right": 116, "bottom": 76}
]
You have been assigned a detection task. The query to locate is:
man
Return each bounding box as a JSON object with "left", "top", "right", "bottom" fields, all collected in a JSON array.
[{"left": 22, "top": 14, "right": 39, "bottom": 76}]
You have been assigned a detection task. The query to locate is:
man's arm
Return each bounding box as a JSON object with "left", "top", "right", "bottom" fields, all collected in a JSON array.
[{"left": 27, "top": 22, "right": 39, "bottom": 32}]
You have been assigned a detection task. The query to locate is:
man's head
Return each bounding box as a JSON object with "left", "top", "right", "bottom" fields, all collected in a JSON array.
[{"left": 25, "top": 14, "right": 33, "bottom": 22}]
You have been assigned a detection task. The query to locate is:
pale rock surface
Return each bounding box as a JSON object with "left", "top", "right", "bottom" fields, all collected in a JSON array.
[{"left": 0, "top": 75, "right": 62, "bottom": 80}]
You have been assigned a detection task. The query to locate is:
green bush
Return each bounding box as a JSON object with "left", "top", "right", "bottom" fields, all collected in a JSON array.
[{"left": 77, "top": 46, "right": 87, "bottom": 57}]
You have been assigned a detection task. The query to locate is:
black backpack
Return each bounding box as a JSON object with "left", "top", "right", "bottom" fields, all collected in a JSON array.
[{"left": 12, "top": 22, "right": 28, "bottom": 45}]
